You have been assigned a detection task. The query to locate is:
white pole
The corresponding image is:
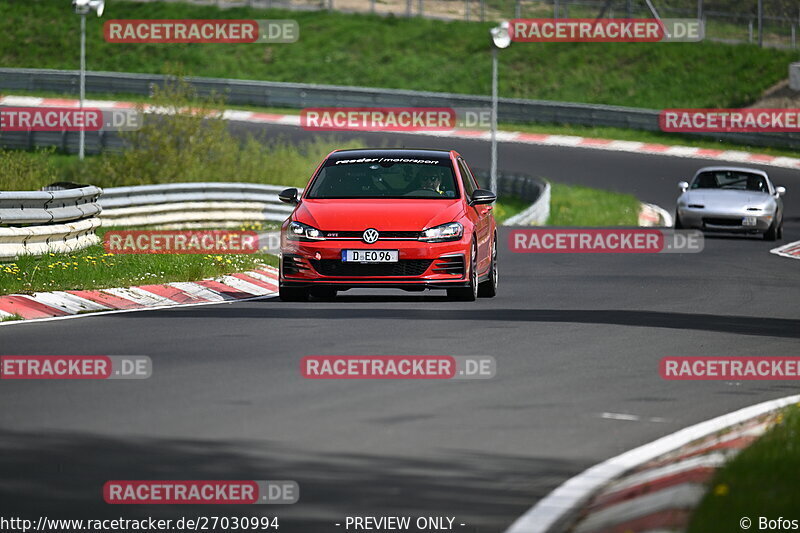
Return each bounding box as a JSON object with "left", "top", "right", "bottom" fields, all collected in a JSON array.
[
  {"left": 490, "top": 46, "right": 498, "bottom": 194},
  {"left": 79, "top": 13, "right": 86, "bottom": 160}
]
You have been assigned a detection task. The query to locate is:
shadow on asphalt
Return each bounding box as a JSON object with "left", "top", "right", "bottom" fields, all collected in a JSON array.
[
  {"left": 130, "top": 304, "right": 800, "bottom": 340},
  {"left": 0, "top": 428, "right": 582, "bottom": 533}
]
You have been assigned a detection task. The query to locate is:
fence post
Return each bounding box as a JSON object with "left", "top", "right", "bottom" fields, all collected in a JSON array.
[
  {"left": 465, "top": 0, "right": 470, "bottom": 21},
  {"left": 480, "top": 0, "right": 485, "bottom": 21},
  {"left": 793, "top": 25, "right": 797, "bottom": 49},
  {"left": 554, "top": 0, "right": 558, "bottom": 19},
  {"left": 406, "top": 0, "right": 411, "bottom": 16},
  {"left": 748, "top": 19, "right": 753, "bottom": 42},
  {"left": 626, "top": 0, "right": 632, "bottom": 18},
  {"left": 371, "top": 0, "right": 375, "bottom": 12},
  {"left": 515, "top": 0, "right": 520, "bottom": 18},
  {"left": 757, "top": 0, "right": 763, "bottom": 47}
]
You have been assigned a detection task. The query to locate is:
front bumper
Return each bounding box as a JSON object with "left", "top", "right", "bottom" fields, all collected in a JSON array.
[
  {"left": 677, "top": 208, "right": 774, "bottom": 233},
  {"left": 280, "top": 235, "right": 470, "bottom": 289}
]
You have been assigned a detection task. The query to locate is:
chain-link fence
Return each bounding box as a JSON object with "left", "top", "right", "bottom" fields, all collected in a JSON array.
[{"left": 126, "top": 0, "right": 800, "bottom": 48}]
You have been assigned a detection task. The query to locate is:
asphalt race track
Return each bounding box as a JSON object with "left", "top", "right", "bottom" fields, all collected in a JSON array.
[{"left": 1, "top": 124, "right": 799, "bottom": 532}]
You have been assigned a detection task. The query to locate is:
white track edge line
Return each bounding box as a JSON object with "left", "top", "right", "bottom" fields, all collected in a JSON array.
[{"left": 504, "top": 393, "right": 800, "bottom": 533}]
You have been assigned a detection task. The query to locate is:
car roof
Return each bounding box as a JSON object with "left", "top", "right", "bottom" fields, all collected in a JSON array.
[
  {"left": 693, "top": 166, "right": 769, "bottom": 179},
  {"left": 327, "top": 148, "right": 455, "bottom": 161}
]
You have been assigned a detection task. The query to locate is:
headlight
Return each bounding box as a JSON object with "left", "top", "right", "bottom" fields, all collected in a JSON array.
[
  {"left": 419, "top": 222, "right": 463, "bottom": 242},
  {"left": 286, "top": 221, "right": 325, "bottom": 241}
]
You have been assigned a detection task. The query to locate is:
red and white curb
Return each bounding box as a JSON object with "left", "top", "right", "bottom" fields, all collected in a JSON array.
[
  {"left": 638, "top": 203, "right": 673, "bottom": 227},
  {"left": 0, "top": 266, "right": 278, "bottom": 324},
  {"left": 3, "top": 95, "right": 799, "bottom": 170},
  {"left": 505, "top": 394, "right": 800, "bottom": 533},
  {"left": 770, "top": 240, "right": 800, "bottom": 260}
]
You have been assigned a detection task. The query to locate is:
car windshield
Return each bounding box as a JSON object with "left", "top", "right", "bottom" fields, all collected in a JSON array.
[
  {"left": 306, "top": 159, "right": 459, "bottom": 199},
  {"left": 691, "top": 171, "right": 769, "bottom": 192}
]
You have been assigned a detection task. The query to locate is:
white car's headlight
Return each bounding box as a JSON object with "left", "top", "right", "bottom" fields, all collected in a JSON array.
[
  {"left": 287, "top": 221, "right": 325, "bottom": 241},
  {"left": 419, "top": 222, "right": 463, "bottom": 242}
]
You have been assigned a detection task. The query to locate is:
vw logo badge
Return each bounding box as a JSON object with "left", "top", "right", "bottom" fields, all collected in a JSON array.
[{"left": 362, "top": 228, "right": 380, "bottom": 244}]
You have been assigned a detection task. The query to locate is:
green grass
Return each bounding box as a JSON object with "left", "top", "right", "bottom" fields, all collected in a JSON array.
[
  {"left": 687, "top": 406, "right": 800, "bottom": 533},
  {"left": 0, "top": 226, "right": 279, "bottom": 296},
  {"left": 548, "top": 182, "right": 640, "bottom": 225},
  {"left": 493, "top": 195, "right": 530, "bottom": 223},
  {"left": 0, "top": 137, "right": 364, "bottom": 191},
  {"left": 1, "top": 0, "right": 796, "bottom": 109}
]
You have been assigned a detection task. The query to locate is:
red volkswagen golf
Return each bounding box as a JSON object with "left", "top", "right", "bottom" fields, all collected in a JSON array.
[{"left": 278, "top": 149, "right": 498, "bottom": 301}]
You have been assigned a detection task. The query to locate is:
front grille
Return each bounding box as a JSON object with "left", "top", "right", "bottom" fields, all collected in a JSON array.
[
  {"left": 703, "top": 217, "right": 742, "bottom": 227},
  {"left": 322, "top": 230, "right": 420, "bottom": 240},
  {"left": 432, "top": 255, "right": 465, "bottom": 276},
  {"left": 310, "top": 259, "right": 433, "bottom": 277}
]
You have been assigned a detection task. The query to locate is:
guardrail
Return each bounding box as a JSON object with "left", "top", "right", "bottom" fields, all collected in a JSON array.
[
  {"left": 0, "top": 186, "right": 103, "bottom": 260},
  {"left": 98, "top": 182, "right": 296, "bottom": 228},
  {"left": 1, "top": 68, "right": 798, "bottom": 150},
  {"left": 0, "top": 218, "right": 102, "bottom": 261},
  {"left": 473, "top": 170, "right": 550, "bottom": 226},
  {"left": 0, "top": 186, "right": 103, "bottom": 225}
]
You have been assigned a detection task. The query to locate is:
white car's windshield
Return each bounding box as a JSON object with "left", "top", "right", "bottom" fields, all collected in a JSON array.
[{"left": 691, "top": 171, "right": 769, "bottom": 192}]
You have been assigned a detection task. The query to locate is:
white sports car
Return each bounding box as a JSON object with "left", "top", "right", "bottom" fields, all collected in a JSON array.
[{"left": 675, "top": 166, "right": 786, "bottom": 241}]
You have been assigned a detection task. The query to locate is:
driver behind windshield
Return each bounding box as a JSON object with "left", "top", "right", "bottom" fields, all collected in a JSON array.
[{"left": 414, "top": 168, "right": 456, "bottom": 196}]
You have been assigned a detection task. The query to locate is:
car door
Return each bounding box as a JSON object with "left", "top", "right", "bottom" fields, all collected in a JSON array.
[{"left": 457, "top": 158, "right": 492, "bottom": 274}]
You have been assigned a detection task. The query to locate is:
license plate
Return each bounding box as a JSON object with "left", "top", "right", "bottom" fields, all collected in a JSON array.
[
  {"left": 742, "top": 216, "right": 757, "bottom": 226},
  {"left": 342, "top": 250, "right": 398, "bottom": 263}
]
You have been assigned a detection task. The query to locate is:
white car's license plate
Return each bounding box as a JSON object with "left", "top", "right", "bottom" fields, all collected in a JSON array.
[
  {"left": 342, "top": 250, "right": 399, "bottom": 263},
  {"left": 742, "top": 216, "right": 758, "bottom": 226}
]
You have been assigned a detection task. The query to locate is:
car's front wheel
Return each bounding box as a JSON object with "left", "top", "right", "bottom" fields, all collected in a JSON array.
[
  {"left": 764, "top": 218, "right": 780, "bottom": 241},
  {"left": 478, "top": 234, "right": 498, "bottom": 298},
  {"left": 279, "top": 284, "right": 309, "bottom": 302},
  {"left": 447, "top": 240, "right": 478, "bottom": 302}
]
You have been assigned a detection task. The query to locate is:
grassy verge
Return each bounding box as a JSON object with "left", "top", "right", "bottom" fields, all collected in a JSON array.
[
  {"left": 687, "top": 405, "right": 800, "bottom": 533},
  {"left": 548, "top": 182, "right": 640, "bottom": 225},
  {"left": 493, "top": 195, "right": 531, "bottom": 223},
  {"left": 0, "top": 226, "right": 279, "bottom": 296},
  {"left": 1, "top": 0, "right": 796, "bottom": 109},
  {"left": 6, "top": 89, "right": 798, "bottom": 159}
]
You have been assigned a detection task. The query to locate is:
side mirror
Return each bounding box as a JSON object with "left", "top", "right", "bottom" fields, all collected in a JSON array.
[
  {"left": 678, "top": 181, "right": 689, "bottom": 192},
  {"left": 278, "top": 188, "right": 299, "bottom": 205},
  {"left": 470, "top": 188, "right": 496, "bottom": 206},
  {"left": 776, "top": 186, "right": 786, "bottom": 197}
]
